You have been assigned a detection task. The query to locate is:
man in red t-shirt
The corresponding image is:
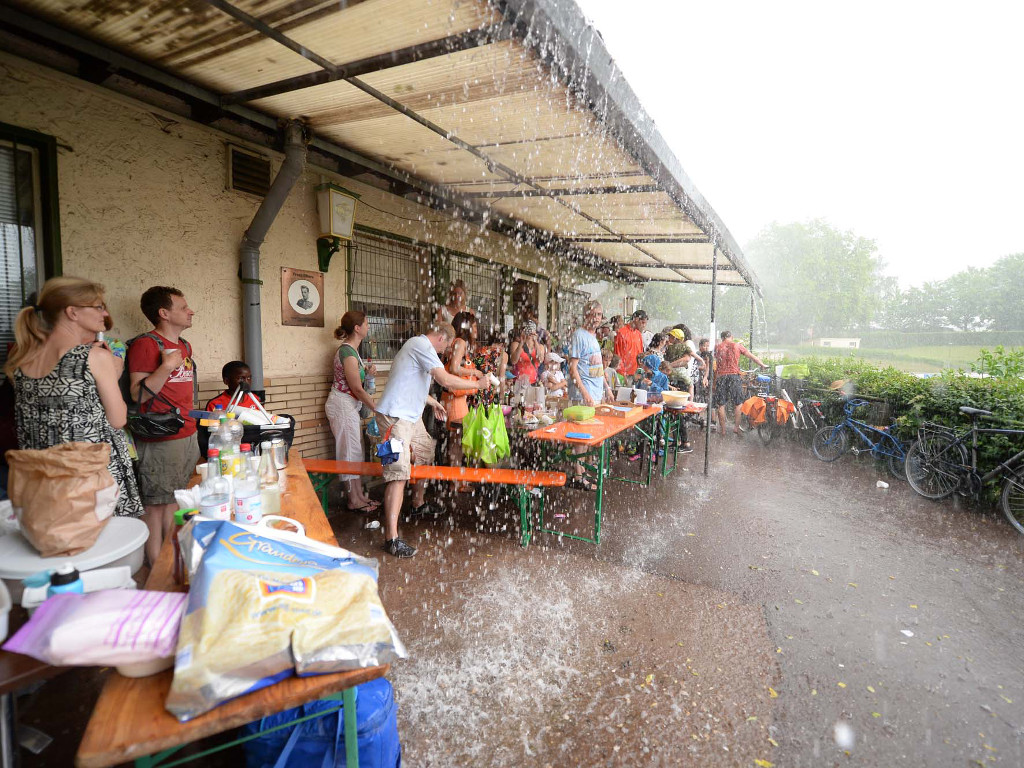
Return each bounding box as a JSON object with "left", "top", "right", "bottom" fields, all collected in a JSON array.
[
  {"left": 713, "top": 330, "right": 767, "bottom": 436},
  {"left": 127, "top": 286, "right": 199, "bottom": 565},
  {"left": 614, "top": 309, "right": 647, "bottom": 376}
]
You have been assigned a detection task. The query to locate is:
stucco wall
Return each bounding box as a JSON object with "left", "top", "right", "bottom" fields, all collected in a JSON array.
[{"left": 0, "top": 52, "right": 572, "bottom": 383}]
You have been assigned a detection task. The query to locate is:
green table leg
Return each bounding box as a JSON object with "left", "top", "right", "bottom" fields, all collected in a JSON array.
[
  {"left": 594, "top": 441, "right": 606, "bottom": 544},
  {"left": 342, "top": 686, "right": 359, "bottom": 768},
  {"left": 309, "top": 471, "right": 331, "bottom": 515},
  {"left": 531, "top": 443, "right": 604, "bottom": 545},
  {"left": 131, "top": 688, "right": 361, "bottom": 767},
  {"left": 660, "top": 412, "right": 680, "bottom": 478},
  {"left": 518, "top": 487, "right": 531, "bottom": 547}
]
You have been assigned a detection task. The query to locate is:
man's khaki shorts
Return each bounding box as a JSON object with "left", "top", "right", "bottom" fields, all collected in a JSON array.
[
  {"left": 375, "top": 414, "right": 435, "bottom": 482},
  {"left": 135, "top": 432, "right": 201, "bottom": 506}
]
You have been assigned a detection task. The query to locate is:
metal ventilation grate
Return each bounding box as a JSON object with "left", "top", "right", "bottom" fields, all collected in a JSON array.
[{"left": 228, "top": 146, "right": 270, "bottom": 197}]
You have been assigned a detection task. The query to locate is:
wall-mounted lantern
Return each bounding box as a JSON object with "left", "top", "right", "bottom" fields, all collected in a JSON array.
[{"left": 315, "top": 183, "right": 359, "bottom": 271}]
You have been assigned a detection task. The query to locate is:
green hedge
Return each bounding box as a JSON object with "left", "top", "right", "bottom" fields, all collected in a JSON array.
[
  {"left": 855, "top": 330, "right": 1024, "bottom": 349},
  {"left": 792, "top": 355, "right": 1024, "bottom": 500}
]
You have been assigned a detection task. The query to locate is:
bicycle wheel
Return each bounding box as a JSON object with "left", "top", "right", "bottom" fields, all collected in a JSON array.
[
  {"left": 812, "top": 425, "right": 849, "bottom": 462},
  {"left": 1000, "top": 468, "right": 1024, "bottom": 535},
  {"left": 904, "top": 434, "right": 966, "bottom": 500},
  {"left": 886, "top": 451, "right": 906, "bottom": 481},
  {"left": 758, "top": 404, "right": 776, "bottom": 445}
]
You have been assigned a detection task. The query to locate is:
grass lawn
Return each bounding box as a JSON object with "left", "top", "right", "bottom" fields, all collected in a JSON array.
[{"left": 780, "top": 345, "right": 986, "bottom": 374}]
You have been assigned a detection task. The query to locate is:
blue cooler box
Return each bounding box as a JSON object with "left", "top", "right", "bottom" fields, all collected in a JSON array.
[{"left": 242, "top": 677, "right": 401, "bottom": 768}]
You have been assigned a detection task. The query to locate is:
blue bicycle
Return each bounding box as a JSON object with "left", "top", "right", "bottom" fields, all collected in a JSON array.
[{"left": 812, "top": 398, "right": 909, "bottom": 480}]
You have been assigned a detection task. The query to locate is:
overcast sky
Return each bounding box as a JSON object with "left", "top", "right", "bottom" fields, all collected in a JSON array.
[{"left": 573, "top": 0, "right": 1024, "bottom": 287}]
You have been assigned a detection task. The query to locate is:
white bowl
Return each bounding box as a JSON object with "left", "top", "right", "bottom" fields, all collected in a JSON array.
[
  {"left": 0, "top": 517, "right": 148, "bottom": 602},
  {"left": 661, "top": 391, "right": 692, "bottom": 407}
]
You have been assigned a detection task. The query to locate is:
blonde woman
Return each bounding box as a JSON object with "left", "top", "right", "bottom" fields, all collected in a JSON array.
[
  {"left": 325, "top": 310, "right": 379, "bottom": 513},
  {"left": 5, "top": 277, "right": 142, "bottom": 517}
]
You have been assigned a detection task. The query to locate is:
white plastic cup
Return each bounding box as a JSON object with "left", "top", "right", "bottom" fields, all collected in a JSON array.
[{"left": 196, "top": 463, "right": 209, "bottom": 482}]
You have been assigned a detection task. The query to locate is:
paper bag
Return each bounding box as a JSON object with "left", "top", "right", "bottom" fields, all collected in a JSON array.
[{"left": 5, "top": 442, "right": 118, "bottom": 557}]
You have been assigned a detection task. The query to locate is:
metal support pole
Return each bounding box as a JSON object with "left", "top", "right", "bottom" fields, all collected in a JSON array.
[
  {"left": 749, "top": 291, "right": 756, "bottom": 353},
  {"left": 703, "top": 247, "right": 719, "bottom": 476}
]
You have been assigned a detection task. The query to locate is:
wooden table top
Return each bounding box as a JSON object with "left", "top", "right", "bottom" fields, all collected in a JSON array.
[
  {"left": 75, "top": 451, "right": 388, "bottom": 768},
  {"left": 525, "top": 404, "right": 662, "bottom": 447}
]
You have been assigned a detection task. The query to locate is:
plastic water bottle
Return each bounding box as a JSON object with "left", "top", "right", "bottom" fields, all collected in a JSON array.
[
  {"left": 233, "top": 443, "right": 262, "bottom": 524},
  {"left": 364, "top": 356, "right": 376, "bottom": 394},
  {"left": 258, "top": 440, "right": 281, "bottom": 516},
  {"left": 199, "top": 449, "right": 232, "bottom": 520},
  {"left": 208, "top": 409, "right": 224, "bottom": 457},
  {"left": 47, "top": 563, "right": 84, "bottom": 597},
  {"left": 218, "top": 414, "right": 244, "bottom": 477}
]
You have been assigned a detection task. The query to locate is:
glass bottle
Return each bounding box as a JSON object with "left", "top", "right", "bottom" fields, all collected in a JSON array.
[{"left": 258, "top": 440, "right": 281, "bottom": 516}]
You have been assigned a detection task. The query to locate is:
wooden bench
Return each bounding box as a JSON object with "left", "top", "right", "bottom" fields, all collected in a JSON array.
[{"left": 303, "top": 460, "right": 566, "bottom": 547}]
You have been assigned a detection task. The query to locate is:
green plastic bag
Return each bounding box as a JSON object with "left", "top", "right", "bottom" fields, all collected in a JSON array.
[
  {"left": 484, "top": 405, "right": 510, "bottom": 464},
  {"left": 780, "top": 363, "right": 810, "bottom": 378},
  {"left": 462, "top": 405, "right": 485, "bottom": 460}
]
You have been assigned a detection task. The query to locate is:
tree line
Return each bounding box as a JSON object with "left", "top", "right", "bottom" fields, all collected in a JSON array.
[{"left": 639, "top": 219, "right": 1024, "bottom": 345}]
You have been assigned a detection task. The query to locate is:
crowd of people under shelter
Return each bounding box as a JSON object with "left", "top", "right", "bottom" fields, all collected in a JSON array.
[{"left": 3, "top": 276, "right": 765, "bottom": 562}]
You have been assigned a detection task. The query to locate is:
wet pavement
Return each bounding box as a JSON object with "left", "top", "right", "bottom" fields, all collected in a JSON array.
[
  {"left": 17, "top": 428, "right": 1024, "bottom": 766},
  {"left": 333, "top": 428, "right": 1024, "bottom": 767}
]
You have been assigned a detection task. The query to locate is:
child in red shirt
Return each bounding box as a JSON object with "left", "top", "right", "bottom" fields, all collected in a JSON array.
[{"left": 205, "top": 361, "right": 262, "bottom": 412}]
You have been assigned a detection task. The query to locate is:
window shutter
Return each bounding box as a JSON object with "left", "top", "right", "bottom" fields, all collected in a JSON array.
[{"left": 0, "top": 145, "right": 37, "bottom": 370}]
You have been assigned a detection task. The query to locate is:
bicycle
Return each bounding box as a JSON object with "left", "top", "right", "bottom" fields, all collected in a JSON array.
[
  {"left": 812, "top": 398, "right": 908, "bottom": 480},
  {"left": 775, "top": 379, "right": 827, "bottom": 438},
  {"left": 793, "top": 395, "right": 827, "bottom": 435},
  {"left": 737, "top": 371, "right": 782, "bottom": 445},
  {"left": 904, "top": 406, "right": 1024, "bottom": 534}
]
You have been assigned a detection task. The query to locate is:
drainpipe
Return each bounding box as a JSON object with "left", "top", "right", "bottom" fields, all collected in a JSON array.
[{"left": 239, "top": 120, "right": 308, "bottom": 391}]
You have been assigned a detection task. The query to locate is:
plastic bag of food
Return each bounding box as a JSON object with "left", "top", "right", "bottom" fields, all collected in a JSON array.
[
  {"left": 2, "top": 589, "right": 186, "bottom": 667},
  {"left": 166, "top": 518, "right": 406, "bottom": 722}
]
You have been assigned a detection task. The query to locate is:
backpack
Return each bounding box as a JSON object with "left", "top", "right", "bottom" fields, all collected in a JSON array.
[{"left": 118, "top": 333, "right": 198, "bottom": 439}]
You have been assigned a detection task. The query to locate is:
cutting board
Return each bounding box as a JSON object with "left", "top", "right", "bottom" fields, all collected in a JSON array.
[{"left": 595, "top": 404, "right": 643, "bottom": 419}]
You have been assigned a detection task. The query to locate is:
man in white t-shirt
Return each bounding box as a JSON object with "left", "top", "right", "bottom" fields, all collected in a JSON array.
[{"left": 375, "top": 322, "right": 484, "bottom": 558}]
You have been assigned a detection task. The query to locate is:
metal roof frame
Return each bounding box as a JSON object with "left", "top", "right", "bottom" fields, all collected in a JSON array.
[
  {"left": 0, "top": 0, "right": 761, "bottom": 294},
  {"left": 0, "top": 4, "right": 642, "bottom": 284},
  {"left": 500, "top": 0, "right": 761, "bottom": 296}
]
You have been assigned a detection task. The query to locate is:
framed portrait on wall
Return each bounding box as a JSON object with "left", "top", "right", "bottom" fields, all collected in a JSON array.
[{"left": 281, "top": 267, "right": 325, "bottom": 327}]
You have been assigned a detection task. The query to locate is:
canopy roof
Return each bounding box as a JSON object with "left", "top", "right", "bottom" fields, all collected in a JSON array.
[{"left": 2, "top": 0, "right": 760, "bottom": 292}]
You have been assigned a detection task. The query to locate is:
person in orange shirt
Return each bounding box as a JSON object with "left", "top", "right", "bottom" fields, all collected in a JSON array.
[
  {"left": 714, "top": 330, "right": 767, "bottom": 436},
  {"left": 614, "top": 309, "right": 647, "bottom": 377}
]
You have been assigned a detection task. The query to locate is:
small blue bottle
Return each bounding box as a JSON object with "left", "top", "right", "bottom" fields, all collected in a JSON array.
[{"left": 47, "top": 563, "right": 84, "bottom": 598}]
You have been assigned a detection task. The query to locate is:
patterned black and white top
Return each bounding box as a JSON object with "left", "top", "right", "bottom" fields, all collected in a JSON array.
[{"left": 13, "top": 344, "right": 144, "bottom": 518}]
